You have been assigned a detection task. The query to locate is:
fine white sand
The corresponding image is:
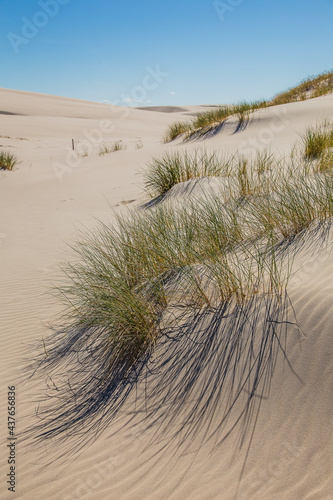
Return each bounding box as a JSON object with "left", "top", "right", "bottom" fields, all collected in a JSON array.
[{"left": 1, "top": 88, "right": 333, "bottom": 499}]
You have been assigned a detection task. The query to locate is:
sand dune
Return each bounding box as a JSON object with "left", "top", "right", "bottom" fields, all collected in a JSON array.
[
  {"left": 136, "top": 104, "right": 222, "bottom": 115},
  {"left": 1, "top": 89, "right": 333, "bottom": 499}
]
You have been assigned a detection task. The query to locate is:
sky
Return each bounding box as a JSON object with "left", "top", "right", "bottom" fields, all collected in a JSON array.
[{"left": 0, "top": 0, "right": 333, "bottom": 107}]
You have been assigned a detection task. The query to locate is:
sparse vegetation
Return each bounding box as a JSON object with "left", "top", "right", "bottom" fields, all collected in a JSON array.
[
  {"left": 99, "top": 145, "right": 112, "bottom": 156},
  {"left": 0, "top": 150, "right": 18, "bottom": 170},
  {"left": 79, "top": 147, "right": 89, "bottom": 158},
  {"left": 271, "top": 71, "right": 333, "bottom": 106},
  {"left": 113, "top": 141, "right": 125, "bottom": 152},
  {"left": 163, "top": 101, "right": 268, "bottom": 142},
  {"left": 163, "top": 70, "right": 333, "bottom": 142},
  {"left": 99, "top": 141, "right": 126, "bottom": 156}
]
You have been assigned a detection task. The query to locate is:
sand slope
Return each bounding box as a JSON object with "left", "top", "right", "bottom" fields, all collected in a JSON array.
[{"left": 0, "top": 89, "right": 333, "bottom": 499}]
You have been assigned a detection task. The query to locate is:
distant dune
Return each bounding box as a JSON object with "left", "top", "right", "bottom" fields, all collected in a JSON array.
[{"left": 136, "top": 104, "right": 222, "bottom": 114}]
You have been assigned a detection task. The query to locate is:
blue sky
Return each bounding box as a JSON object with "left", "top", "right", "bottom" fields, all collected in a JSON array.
[{"left": 0, "top": 0, "right": 332, "bottom": 106}]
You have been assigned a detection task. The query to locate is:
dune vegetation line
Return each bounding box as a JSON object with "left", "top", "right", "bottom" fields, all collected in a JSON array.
[
  {"left": 50, "top": 120, "right": 333, "bottom": 371},
  {"left": 163, "top": 71, "right": 333, "bottom": 142}
]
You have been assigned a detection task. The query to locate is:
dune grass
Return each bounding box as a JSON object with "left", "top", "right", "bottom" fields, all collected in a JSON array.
[
  {"left": 0, "top": 150, "right": 18, "bottom": 170},
  {"left": 315, "top": 149, "right": 333, "bottom": 172},
  {"left": 302, "top": 120, "right": 333, "bottom": 161},
  {"left": 191, "top": 106, "right": 232, "bottom": 130},
  {"left": 164, "top": 101, "right": 268, "bottom": 142},
  {"left": 233, "top": 101, "right": 268, "bottom": 130},
  {"left": 143, "top": 148, "right": 276, "bottom": 199},
  {"left": 52, "top": 136, "right": 333, "bottom": 375},
  {"left": 271, "top": 70, "right": 333, "bottom": 105},
  {"left": 99, "top": 141, "right": 126, "bottom": 156},
  {"left": 163, "top": 121, "right": 194, "bottom": 143},
  {"left": 163, "top": 70, "right": 333, "bottom": 143},
  {"left": 113, "top": 141, "right": 125, "bottom": 152},
  {"left": 57, "top": 200, "right": 289, "bottom": 368},
  {"left": 143, "top": 149, "right": 230, "bottom": 197}
]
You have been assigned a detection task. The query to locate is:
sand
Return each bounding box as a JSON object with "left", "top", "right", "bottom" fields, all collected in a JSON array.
[{"left": 0, "top": 88, "right": 333, "bottom": 499}]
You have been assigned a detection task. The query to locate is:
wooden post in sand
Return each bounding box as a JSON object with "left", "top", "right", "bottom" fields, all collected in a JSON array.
[{"left": 72, "top": 139, "right": 75, "bottom": 151}]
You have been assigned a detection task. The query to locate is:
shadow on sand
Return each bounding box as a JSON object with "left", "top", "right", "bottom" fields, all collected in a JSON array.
[
  {"left": 24, "top": 290, "right": 302, "bottom": 463},
  {"left": 182, "top": 115, "right": 251, "bottom": 143}
]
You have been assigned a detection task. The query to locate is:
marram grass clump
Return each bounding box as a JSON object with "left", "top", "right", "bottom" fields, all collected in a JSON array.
[
  {"left": 163, "top": 121, "right": 194, "bottom": 143},
  {"left": 56, "top": 200, "right": 290, "bottom": 369},
  {"left": 0, "top": 150, "right": 18, "bottom": 171},
  {"left": 302, "top": 120, "right": 333, "bottom": 160},
  {"left": 51, "top": 137, "right": 333, "bottom": 377},
  {"left": 143, "top": 149, "right": 229, "bottom": 197},
  {"left": 143, "top": 148, "right": 276, "bottom": 199}
]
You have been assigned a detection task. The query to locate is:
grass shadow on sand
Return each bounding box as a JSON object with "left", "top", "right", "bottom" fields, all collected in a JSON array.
[
  {"left": 22, "top": 195, "right": 333, "bottom": 466},
  {"left": 130, "top": 293, "right": 301, "bottom": 453},
  {"left": 183, "top": 120, "right": 228, "bottom": 142},
  {"left": 24, "top": 289, "right": 302, "bottom": 464}
]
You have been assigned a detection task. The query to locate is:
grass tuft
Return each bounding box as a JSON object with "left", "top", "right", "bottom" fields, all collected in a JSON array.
[
  {"left": 315, "top": 149, "right": 333, "bottom": 172},
  {"left": 0, "top": 150, "right": 18, "bottom": 170},
  {"left": 163, "top": 121, "right": 193, "bottom": 143},
  {"left": 99, "top": 141, "right": 126, "bottom": 156},
  {"left": 143, "top": 149, "right": 228, "bottom": 197},
  {"left": 302, "top": 120, "right": 333, "bottom": 160}
]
